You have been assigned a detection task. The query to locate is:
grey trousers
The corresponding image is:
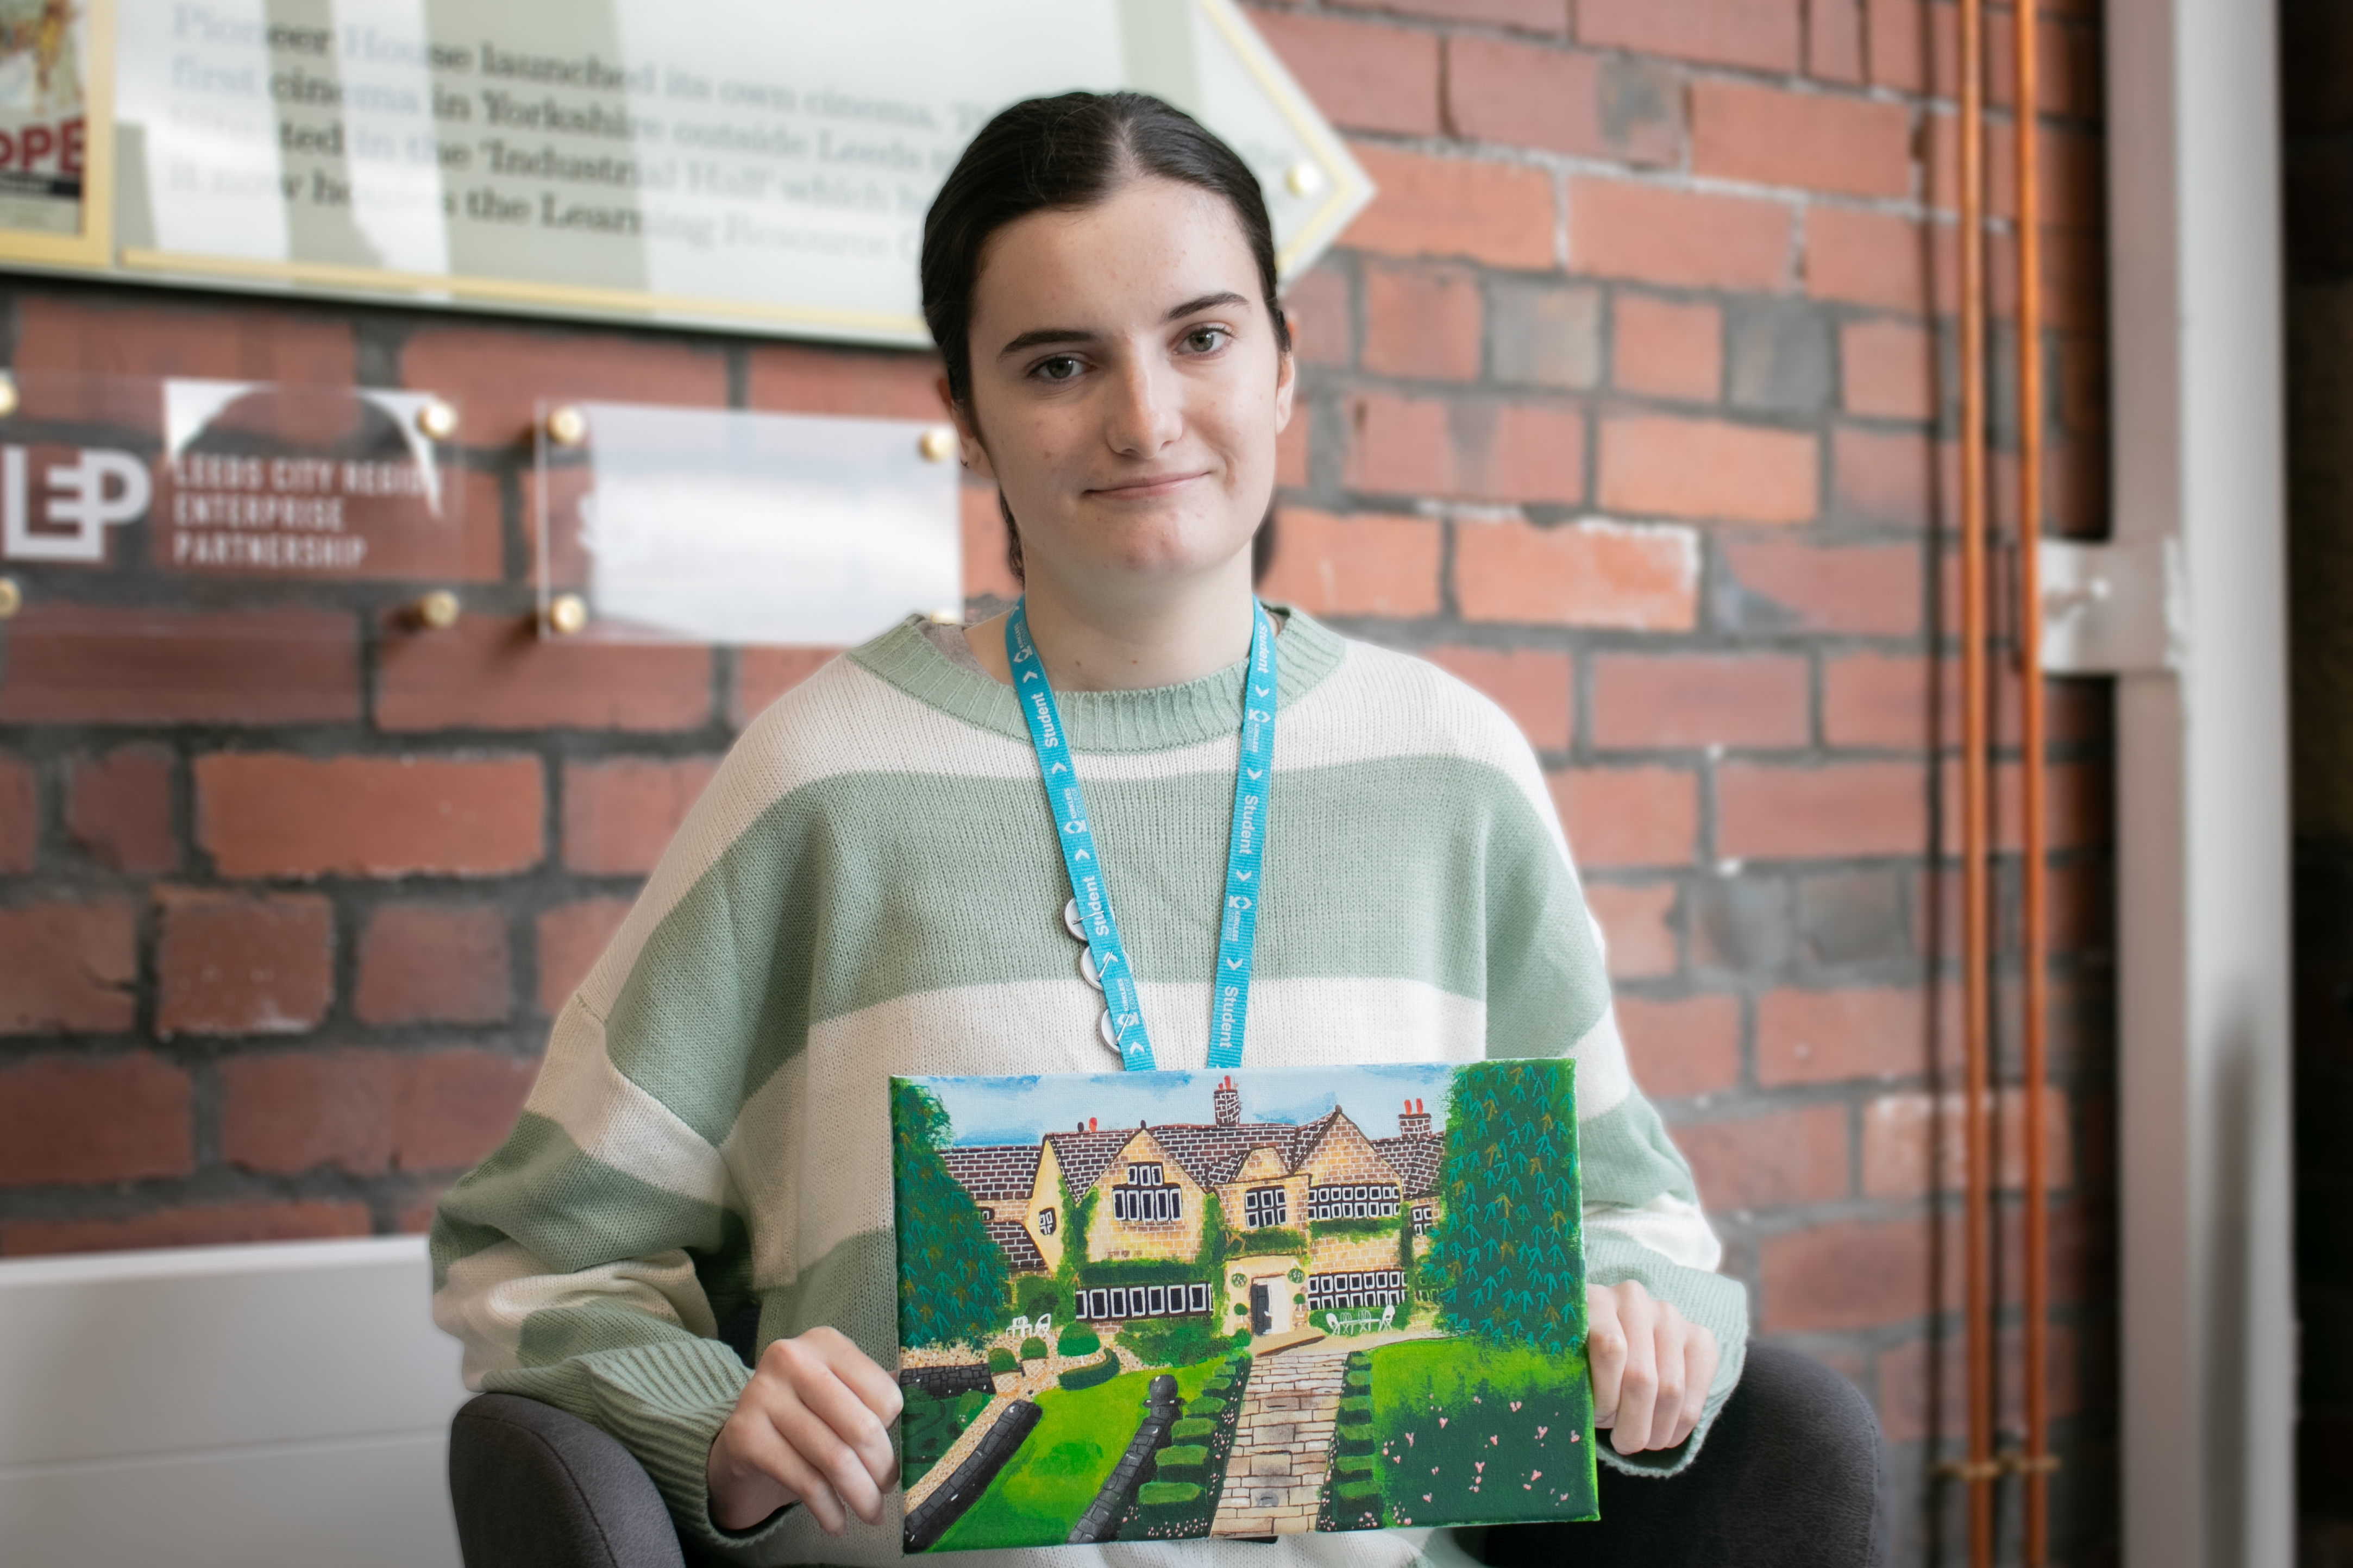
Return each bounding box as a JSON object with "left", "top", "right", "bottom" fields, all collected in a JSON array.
[{"left": 447, "top": 1341, "right": 1887, "bottom": 1568}]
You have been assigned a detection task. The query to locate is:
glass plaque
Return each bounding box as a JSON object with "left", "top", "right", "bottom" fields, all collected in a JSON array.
[
  {"left": 534, "top": 399, "right": 961, "bottom": 646},
  {"left": 0, "top": 373, "right": 468, "bottom": 584},
  {"left": 93, "top": 0, "right": 1367, "bottom": 345}
]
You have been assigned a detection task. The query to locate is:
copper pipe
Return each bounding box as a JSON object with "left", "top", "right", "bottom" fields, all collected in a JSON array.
[
  {"left": 1956, "top": 0, "right": 1996, "bottom": 1563},
  {"left": 2013, "top": 0, "right": 2054, "bottom": 1559}
]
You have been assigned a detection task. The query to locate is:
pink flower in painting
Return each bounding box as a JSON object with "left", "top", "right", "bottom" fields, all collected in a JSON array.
[
  {"left": 1475, "top": 1462, "right": 1484, "bottom": 1473},
  {"left": 1438, "top": 1417, "right": 1448, "bottom": 1427},
  {"left": 1510, "top": 1401, "right": 1522, "bottom": 1412},
  {"left": 1536, "top": 1426, "right": 1548, "bottom": 1438},
  {"left": 1404, "top": 1433, "right": 1414, "bottom": 1447},
  {"left": 1530, "top": 1471, "right": 1541, "bottom": 1481}
]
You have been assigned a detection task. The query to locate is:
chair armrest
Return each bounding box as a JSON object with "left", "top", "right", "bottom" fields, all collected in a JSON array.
[{"left": 449, "top": 1393, "right": 688, "bottom": 1568}]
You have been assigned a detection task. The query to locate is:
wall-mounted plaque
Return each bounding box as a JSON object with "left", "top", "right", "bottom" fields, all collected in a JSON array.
[
  {"left": 0, "top": 372, "right": 470, "bottom": 583},
  {"left": 535, "top": 399, "right": 960, "bottom": 646},
  {"left": 70, "top": 0, "right": 1370, "bottom": 347}
]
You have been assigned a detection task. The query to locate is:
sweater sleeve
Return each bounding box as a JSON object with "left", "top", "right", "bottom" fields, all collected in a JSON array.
[
  {"left": 1476, "top": 734, "right": 1751, "bottom": 1480},
  {"left": 428, "top": 991, "right": 800, "bottom": 1563},
  {"left": 429, "top": 706, "right": 820, "bottom": 1563}
]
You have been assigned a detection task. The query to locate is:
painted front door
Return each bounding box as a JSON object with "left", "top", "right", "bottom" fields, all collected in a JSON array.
[{"left": 1250, "top": 1282, "right": 1270, "bottom": 1334}]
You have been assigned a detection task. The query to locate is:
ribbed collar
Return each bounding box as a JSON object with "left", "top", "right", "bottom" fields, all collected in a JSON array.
[{"left": 849, "top": 605, "right": 1347, "bottom": 753}]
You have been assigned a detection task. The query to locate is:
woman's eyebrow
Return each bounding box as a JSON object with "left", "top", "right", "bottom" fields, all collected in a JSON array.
[
  {"left": 1162, "top": 290, "right": 1247, "bottom": 322},
  {"left": 996, "top": 292, "right": 1251, "bottom": 360}
]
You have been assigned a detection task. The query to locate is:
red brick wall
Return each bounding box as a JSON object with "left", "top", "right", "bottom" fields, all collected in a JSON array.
[{"left": 0, "top": 3, "right": 2111, "bottom": 1561}]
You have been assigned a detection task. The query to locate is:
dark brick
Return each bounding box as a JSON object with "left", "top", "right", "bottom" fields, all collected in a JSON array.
[
  {"left": 1727, "top": 299, "right": 1837, "bottom": 414},
  {"left": 1486, "top": 278, "right": 1603, "bottom": 389},
  {"left": 0, "top": 606, "right": 359, "bottom": 726},
  {"left": 0, "top": 1201, "right": 369, "bottom": 1257},
  {"left": 0, "top": 751, "right": 33, "bottom": 873},
  {"left": 353, "top": 904, "right": 511, "bottom": 1026},
  {"left": 1797, "top": 871, "right": 1912, "bottom": 965},
  {"left": 0, "top": 1054, "right": 191, "bottom": 1186},
  {"left": 66, "top": 747, "right": 177, "bottom": 874},
  {"left": 1691, "top": 872, "right": 1796, "bottom": 973},
  {"left": 0, "top": 903, "right": 137, "bottom": 1034}
]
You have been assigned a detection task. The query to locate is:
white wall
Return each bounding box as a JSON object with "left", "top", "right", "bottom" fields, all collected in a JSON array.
[{"left": 0, "top": 1236, "right": 468, "bottom": 1568}]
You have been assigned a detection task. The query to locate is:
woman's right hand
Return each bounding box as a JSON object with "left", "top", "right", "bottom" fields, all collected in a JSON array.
[{"left": 706, "top": 1326, "right": 905, "bottom": 1534}]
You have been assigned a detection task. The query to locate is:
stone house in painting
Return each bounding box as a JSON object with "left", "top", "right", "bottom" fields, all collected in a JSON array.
[{"left": 940, "top": 1077, "right": 1442, "bottom": 1337}]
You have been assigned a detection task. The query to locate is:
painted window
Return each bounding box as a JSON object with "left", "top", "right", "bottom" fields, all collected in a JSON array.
[
  {"left": 1037, "top": 1207, "right": 1056, "bottom": 1236},
  {"left": 1411, "top": 1204, "right": 1433, "bottom": 1234},
  {"left": 1308, "top": 1182, "right": 1401, "bottom": 1220},
  {"left": 1076, "top": 1282, "right": 1211, "bottom": 1320},
  {"left": 1307, "top": 1269, "right": 1407, "bottom": 1311},
  {"left": 1112, "top": 1184, "right": 1183, "bottom": 1223},
  {"left": 1127, "top": 1163, "right": 1163, "bottom": 1186},
  {"left": 1244, "top": 1186, "right": 1287, "bottom": 1227}
]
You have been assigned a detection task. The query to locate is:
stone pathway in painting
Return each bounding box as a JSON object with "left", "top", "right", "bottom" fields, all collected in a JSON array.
[{"left": 1209, "top": 1343, "right": 1357, "bottom": 1535}]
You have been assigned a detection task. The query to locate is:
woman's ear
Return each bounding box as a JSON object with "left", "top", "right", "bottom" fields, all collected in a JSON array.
[
  {"left": 936, "top": 375, "right": 997, "bottom": 479},
  {"left": 1272, "top": 345, "right": 1297, "bottom": 436}
]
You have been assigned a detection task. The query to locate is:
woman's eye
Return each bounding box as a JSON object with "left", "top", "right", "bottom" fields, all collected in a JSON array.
[
  {"left": 1034, "top": 356, "right": 1082, "bottom": 382},
  {"left": 1183, "top": 327, "right": 1230, "bottom": 354}
]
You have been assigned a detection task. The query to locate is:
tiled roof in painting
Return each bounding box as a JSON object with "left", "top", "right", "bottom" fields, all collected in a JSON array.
[
  {"left": 1038, "top": 1129, "right": 1139, "bottom": 1195},
  {"left": 986, "top": 1219, "right": 1046, "bottom": 1274},
  {"left": 940, "top": 1144, "right": 1041, "bottom": 1206},
  {"left": 1372, "top": 1135, "right": 1442, "bottom": 1199}
]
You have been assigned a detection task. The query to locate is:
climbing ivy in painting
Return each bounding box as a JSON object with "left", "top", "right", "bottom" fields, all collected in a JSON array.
[
  {"left": 1425, "top": 1059, "right": 1585, "bottom": 1355},
  {"left": 891, "top": 1079, "right": 1009, "bottom": 1350}
]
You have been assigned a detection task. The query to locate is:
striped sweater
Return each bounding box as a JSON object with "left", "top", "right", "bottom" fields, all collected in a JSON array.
[{"left": 430, "top": 608, "right": 1749, "bottom": 1568}]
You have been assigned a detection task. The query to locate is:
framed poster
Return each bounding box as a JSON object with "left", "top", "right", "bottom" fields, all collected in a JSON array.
[
  {"left": 0, "top": 0, "right": 110, "bottom": 266},
  {"left": 890, "top": 1060, "right": 1597, "bottom": 1550}
]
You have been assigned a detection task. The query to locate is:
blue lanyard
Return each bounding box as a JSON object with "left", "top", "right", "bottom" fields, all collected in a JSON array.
[{"left": 1007, "top": 597, "right": 1275, "bottom": 1072}]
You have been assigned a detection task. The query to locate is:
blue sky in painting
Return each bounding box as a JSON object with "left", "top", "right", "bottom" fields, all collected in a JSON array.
[{"left": 917, "top": 1062, "right": 1459, "bottom": 1148}]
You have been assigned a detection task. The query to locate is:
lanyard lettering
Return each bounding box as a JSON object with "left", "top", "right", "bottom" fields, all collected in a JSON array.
[{"left": 1007, "top": 599, "right": 1276, "bottom": 1072}]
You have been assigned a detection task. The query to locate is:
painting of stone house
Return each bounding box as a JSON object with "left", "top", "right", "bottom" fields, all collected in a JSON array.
[
  {"left": 941, "top": 1075, "right": 1441, "bottom": 1336},
  {"left": 888, "top": 1060, "right": 1597, "bottom": 1552}
]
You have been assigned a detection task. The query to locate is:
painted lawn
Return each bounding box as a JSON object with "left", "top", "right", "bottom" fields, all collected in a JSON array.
[
  {"left": 932, "top": 1356, "right": 1225, "bottom": 1551},
  {"left": 1369, "top": 1336, "right": 1598, "bottom": 1529}
]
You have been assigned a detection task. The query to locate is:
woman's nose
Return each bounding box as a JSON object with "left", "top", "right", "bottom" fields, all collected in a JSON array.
[{"left": 1103, "top": 357, "right": 1184, "bottom": 456}]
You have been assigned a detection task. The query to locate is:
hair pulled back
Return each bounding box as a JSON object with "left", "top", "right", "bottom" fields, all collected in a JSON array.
[
  {"left": 920, "top": 92, "right": 1291, "bottom": 585},
  {"left": 922, "top": 90, "right": 1291, "bottom": 410}
]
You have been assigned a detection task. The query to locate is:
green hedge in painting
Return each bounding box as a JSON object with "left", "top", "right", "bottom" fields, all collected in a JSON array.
[
  {"left": 890, "top": 1081, "right": 1007, "bottom": 1351},
  {"left": 1366, "top": 1334, "right": 1598, "bottom": 1529},
  {"left": 1425, "top": 1059, "right": 1586, "bottom": 1355},
  {"left": 1055, "top": 1347, "right": 1122, "bottom": 1391},
  {"left": 1227, "top": 1225, "right": 1304, "bottom": 1256}
]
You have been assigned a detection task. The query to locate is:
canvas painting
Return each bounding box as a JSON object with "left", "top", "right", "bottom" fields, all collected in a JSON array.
[{"left": 888, "top": 1059, "right": 1597, "bottom": 1552}]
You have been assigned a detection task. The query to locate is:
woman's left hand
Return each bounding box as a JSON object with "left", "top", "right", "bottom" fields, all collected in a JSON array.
[{"left": 1585, "top": 1279, "right": 1717, "bottom": 1454}]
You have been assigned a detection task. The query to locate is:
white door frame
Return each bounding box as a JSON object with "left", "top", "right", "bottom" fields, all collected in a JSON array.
[{"left": 2105, "top": 2, "right": 2296, "bottom": 1564}]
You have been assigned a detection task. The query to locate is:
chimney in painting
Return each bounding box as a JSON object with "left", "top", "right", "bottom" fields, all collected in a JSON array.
[
  {"left": 1089, "top": 1116, "right": 1098, "bottom": 1132},
  {"left": 1213, "top": 1075, "right": 1241, "bottom": 1126},
  {"left": 1400, "top": 1098, "right": 1432, "bottom": 1138}
]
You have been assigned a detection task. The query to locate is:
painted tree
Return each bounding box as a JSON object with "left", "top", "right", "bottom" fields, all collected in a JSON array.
[
  {"left": 890, "top": 1080, "right": 1009, "bottom": 1350},
  {"left": 1423, "top": 1059, "right": 1585, "bottom": 1353}
]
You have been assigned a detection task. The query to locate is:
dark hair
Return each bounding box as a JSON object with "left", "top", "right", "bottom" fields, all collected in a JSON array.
[{"left": 920, "top": 91, "right": 1290, "bottom": 585}]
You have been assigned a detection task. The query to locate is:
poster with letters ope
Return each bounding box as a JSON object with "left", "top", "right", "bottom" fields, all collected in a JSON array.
[
  {"left": 889, "top": 1059, "right": 1598, "bottom": 1551},
  {"left": 0, "top": 0, "right": 110, "bottom": 265}
]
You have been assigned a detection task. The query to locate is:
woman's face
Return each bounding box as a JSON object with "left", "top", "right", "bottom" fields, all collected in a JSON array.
[{"left": 950, "top": 176, "right": 1295, "bottom": 603}]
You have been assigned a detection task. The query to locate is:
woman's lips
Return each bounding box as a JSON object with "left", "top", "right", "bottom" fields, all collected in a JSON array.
[{"left": 1087, "top": 470, "right": 1208, "bottom": 500}]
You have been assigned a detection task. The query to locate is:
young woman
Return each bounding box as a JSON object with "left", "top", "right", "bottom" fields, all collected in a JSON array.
[{"left": 432, "top": 93, "right": 1746, "bottom": 1566}]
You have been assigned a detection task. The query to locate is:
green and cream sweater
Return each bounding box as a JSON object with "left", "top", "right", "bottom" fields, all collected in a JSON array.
[{"left": 430, "top": 609, "right": 1749, "bottom": 1568}]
